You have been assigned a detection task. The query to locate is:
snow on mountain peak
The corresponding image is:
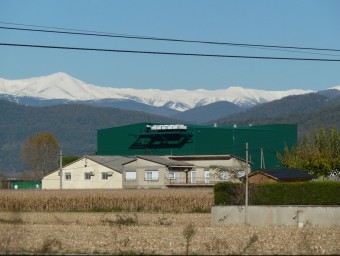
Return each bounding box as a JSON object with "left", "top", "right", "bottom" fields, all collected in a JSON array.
[
  {"left": 330, "top": 85, "right": 340, "bottom": 91},
  {"left": 0, "top": 72, "right": 314, "bottom": 111}
]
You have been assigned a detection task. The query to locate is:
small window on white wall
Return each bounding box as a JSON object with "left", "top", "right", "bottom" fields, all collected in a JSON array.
[
  {"left": 102, "top": 172, "right": 109, "bottom": 180},
  {"left": 65, "top": 173, "right": 71, "bottom": 180},
  {"left": 125, "top": 170, "right": 136, "bottom": 181},
  {"left": 84, "top": 172, "right": 92, "bottom": 180},
  {"left": 145, "top": 170, "right": 159, "bottom": 181}
]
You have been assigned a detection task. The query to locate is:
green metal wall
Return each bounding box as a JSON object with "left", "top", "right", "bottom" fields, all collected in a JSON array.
[{"left": 97, "top": 123, "right": 297, "bottom": 171}]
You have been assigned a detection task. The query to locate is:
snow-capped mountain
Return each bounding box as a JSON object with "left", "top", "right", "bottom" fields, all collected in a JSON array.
[
  {"left": 331, "top": 85, "right": 340, "bottom": 90},
  {"left": 0, "top": 72, "right": 315, "bottom": 111}
]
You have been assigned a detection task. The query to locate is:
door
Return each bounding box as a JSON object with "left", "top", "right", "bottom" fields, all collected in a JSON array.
[{"left": 191, "top": 171, "right": 196, "bottom": 184}]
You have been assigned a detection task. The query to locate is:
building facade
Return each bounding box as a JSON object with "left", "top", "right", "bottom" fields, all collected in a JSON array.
[
  {"left": 42, "top": 156, "right": 134, "bottom": 189},
  {"left": 122, "top": 155, "right": 247, "bottom": 189}
]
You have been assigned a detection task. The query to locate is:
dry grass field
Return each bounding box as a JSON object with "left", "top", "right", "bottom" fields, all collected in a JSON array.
[
  {"left": 0, "top": 189, "right": 339, "bottom": 255},
  {"left": 0, "top": 189, "right": 213, "bottom": 213}
]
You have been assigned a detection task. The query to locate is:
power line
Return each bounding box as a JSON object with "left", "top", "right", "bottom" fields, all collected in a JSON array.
[
  {"left": 1, "top": 21, "right": 340, "bottom": 53},
  {"left": 1, "top": 42, "right": 340, "bottom": 62},
  {"left": 2, "top": 25, "right": 339, "bottom": 58}
]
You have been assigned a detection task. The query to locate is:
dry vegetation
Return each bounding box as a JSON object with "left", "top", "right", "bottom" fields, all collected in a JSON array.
[
  {"left": 0, "top": 189, "right": 339, "bottom": 255},
  {"left": 0, "top": 188, "right": 213, "bottom": 213},
  {"left": 0, "top": 211, "right": 339, "bottom": 255}
]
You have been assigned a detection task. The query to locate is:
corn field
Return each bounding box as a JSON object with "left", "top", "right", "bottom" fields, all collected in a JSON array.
[{"left": 0, "top": 189, "right": 213, "bottom": 213}]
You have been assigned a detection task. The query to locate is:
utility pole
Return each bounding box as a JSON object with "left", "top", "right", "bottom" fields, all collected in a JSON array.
[
  {"left": 245, "top": 142, "right": 249, "bottom": 225},
  {"left": 260, "top": 148, "right": 265, "bottom": 169},
  {"left": 59, "top": 150, "right": 63, "bottom": 190}
]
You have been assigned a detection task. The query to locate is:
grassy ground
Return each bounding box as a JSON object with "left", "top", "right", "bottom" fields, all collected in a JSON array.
[{"left": 0, "top": 211, "right": 339, "bottom": 255}]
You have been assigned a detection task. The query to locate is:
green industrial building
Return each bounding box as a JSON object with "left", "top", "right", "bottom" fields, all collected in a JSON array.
[{"left": 97, "top": 123, "right": 297, "bottom": 171}]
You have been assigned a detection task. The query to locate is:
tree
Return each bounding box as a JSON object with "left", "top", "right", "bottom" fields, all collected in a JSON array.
[
  {"left": 210, "top": 164, "right": 246, "bottom": 182},
  {"left": 182, "top": 223, "right": 196, "bottom": 255},
  {"left": 21, "top": 131, "right": 60, "bottom": 179},
  {"left": 62, "top": 155, "right": 80, "bottom": 167},
  {"left": 278, "top": 127, "right": 340, "bottom": 178}
]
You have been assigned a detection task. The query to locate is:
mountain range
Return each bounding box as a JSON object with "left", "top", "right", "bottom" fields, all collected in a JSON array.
[
  {"left": 0, "top": 72, "right": 322, "bottom": 123},
  {"left": 0, "top": 72, "right": 339, "bottom": 175},
  {"left": 0, "top": 72, "right": 315, "bottom": 110}
]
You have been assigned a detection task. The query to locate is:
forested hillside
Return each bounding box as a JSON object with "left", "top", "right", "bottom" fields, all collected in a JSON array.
[
  {"left": 172, "top": 101, "right": 242, "bottom": 123},
  {"left": 0, "top": 100, "right": 178, "bottom": 174},
  {"left": 214, "top": 92, "right": 340, "bottom": 139}
]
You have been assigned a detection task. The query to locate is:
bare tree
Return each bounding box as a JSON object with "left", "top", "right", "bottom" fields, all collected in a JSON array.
[
  {"left": 21, "top": 131, "right": 60, "bottom": 179},
  {"left": 210, "top": 164, "right": 246, "bottom": 182}
]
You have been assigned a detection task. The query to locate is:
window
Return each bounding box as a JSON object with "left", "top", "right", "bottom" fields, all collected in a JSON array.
[
  {"left": 84, "top": 172, "right": 92, "bottom": 180},
  {"left": 204, "top": 169, "right": 210, "bottom": 183},
  {"left": 65, "top": 172, "right": 71, "bottom": 180},
  {"left": 169, "top": 172, "right": 176, "bottom": 180},
  {"left": 102, "top": 172, "right": 109, "bottom": 180},
  {"left": 191, "top": 170, "right": 196, "bottom": 183},
  {"left": 146, "top": 171, "right": 152, "bottom": 180},
  {"left": 125, "top": 171, "right": 136, "bottom": 181},
  {"left": 169, "top": 171, "right": 178, "bottom": 183},
  {"left": 219, "top": 171, "right": 228, "bottom": 180},
  {"left": 145, "top": 170, "right": 159, "bottom": 181}
]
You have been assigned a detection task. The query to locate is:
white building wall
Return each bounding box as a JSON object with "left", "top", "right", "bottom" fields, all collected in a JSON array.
[
  {"left": 42, "top": 158, "right": 122, "bottom": 189},
  {"left": 184, "top": 158, "right": 245, "bottom": 168},
  {"left": 184, "top": 158, "right": 247, "bottom": 183},
  {"left": 123, "top": 159, "right": 167, "bottom": 189}
]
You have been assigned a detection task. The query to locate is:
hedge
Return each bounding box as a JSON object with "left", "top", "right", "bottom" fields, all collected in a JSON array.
[
  {"left": 214, "top": 182, "right": 245, "bottom": 205},
  {"left": 214, "top": 182, "right": 340, "bottom": 205}
]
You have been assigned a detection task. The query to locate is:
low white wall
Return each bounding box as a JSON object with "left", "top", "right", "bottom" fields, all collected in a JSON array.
[{"left": 211, "top": 205, "right": 340, "bottom": 227}]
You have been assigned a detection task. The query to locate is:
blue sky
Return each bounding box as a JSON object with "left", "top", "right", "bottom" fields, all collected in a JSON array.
[{"left": 1, "top": 0, "right": 339, "bottom": 90}]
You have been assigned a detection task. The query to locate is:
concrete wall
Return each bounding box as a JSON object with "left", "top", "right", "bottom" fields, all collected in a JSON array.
[{"left": 211, "top": 205, "right": 340, "bottom": 227}]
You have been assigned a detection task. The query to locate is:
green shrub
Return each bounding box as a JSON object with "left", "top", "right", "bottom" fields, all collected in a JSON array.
[
  {"left": 214, "top": 182, "right": 245, "bottom": 205},
  {"left": 251, "top": 182, "right": 340, "bottom": 205},
  {"left": 214, "top": 182, "right": 340, "bottom": 205}
]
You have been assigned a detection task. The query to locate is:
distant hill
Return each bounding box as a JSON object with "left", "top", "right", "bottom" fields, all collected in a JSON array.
[
  {"left": 317, "top": 88, "right": 340, "bottom": 99},
  {"left": 213, "top": 92, "right": 340, "bottom": 139},
  {"left": 0, "top": 100, "right": 179, "bottom": 174},
  {"left": 172, "top": 101, "right": 242, "bottom": 124},
  {"left": 0, "top": 94, "right": 180, "bottom": 117}
]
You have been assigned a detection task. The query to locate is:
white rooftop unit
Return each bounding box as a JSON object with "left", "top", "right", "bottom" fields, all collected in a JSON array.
[{"left": 146, "top": 124, "right": 187, "bottom": 132}]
